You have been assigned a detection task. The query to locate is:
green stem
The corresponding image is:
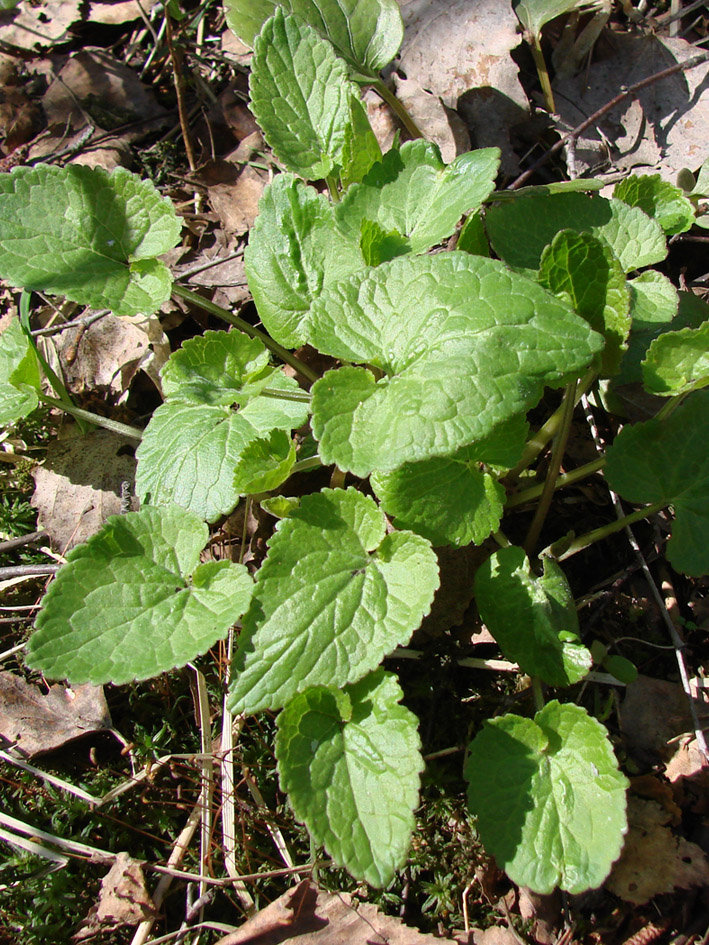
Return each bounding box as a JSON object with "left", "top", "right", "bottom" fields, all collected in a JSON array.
[
  {"left": 508, "top": 370, "right": 595, "bottom": 482},
  {"left": 553, "top": 500, "right": 668, "bottom": 561},
  {"left": 371, "top": 79, "right": 424, "bottom": 139},
  {"left": 330, "top": 467, "right": 346, "bottom": 489},
  {"left": 655, "top": 392, "right": 688, "bottom": 422},
  {"left": 261, "top": 387, "right": 311, "bottom": 404},
  {"left": 40, "top": 395, "right": 143, "bottom": 440},
  {"left": 506, "top": 456, "right": 606, "bottom": 509},
  {"left": 290, "top": 455, "right": 323, "bottom": 474},
  {"left": 529, "top": 33, "right": 556, "bottom": 113},
  {"left": 172, "top": 284, "right": 319, "bottom": 385},
  {"left": 325, "top": 175, "right": 340, "bottom": 202},
  {"left": 524, "top": 380, "right": 577, "bottom": 555},
  {"left": 531, "top": 677, "right": 545, "bottom": 712}
]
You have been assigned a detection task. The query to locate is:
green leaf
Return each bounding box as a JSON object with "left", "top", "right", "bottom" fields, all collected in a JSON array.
[
  {"left": 26, "top": 506, "right": 254, "bottom": 686},
  {"left": 371, "top": 441, "right": 515, "bottom": 547},
  {"left": 474, "top": 547, "right": 592, "bottom": 686},
  {"left": 605, "top": 391, "right": 709, "bottom": 576},
  {"left": 615, "top": 271, "right": 679, "bottom": 385},
  {"left": 537, "top": 229, "right": 631, "bottom": 376},
  {"left": 0, "top": 164, "right": 181, "bottom": 316},
  {"left": 232, "top": 429, "right": 297, "bottom": 494},
  {"left": 485, "top": 192, "right": 667, "bottom": 274},
  {"left": 245, "top": 173, "right": 363, "bottom": 347},
  {"left": 0, "top": 317, "right": 40, "bottom": 426},
  {"left": 228, "top": 487, "right": 439, "bottom": 714},
  {"left": 224, "top": 0, "right": 404, "bottom": 77},
  {"left": 276, "top": 669, "right": 422, "bottom": 886},
  {"left": 340, "top": 92, "right": 383, "bottom": 188},
  {"left": 466, "top": 701, "right": 628, "bottom": 894},
  {"left": 249, "top": 9, "right": 355, "bottom": 181},
  {"left": 614, "top": 174, "right": 696, "bottom": 236},
  {"left": 513, "top": 0, "right": 607, "bottom": 40},
  {"left": 308, "top": 253, "right": 603, "bottom": 477},
  {"left": 457, "top": 209, "right": 490, "bottom": 257},
  {"left": 135, "top": 333, "right": 309, "bottom": 521},
  {"left": 604, "top": 654, "right": 638, "bottom": 685},
  {"left": 642, "top": 322, "right": 709, "bottom": 396},
  {"left": 335, "top": 141, "right": 500, "bottom": 256},
  {"left": 161, "top": 329, "right": 274, "bottom": 405},
  {"left": 260, "top": 494, "right": 301, "bottom": 518}
]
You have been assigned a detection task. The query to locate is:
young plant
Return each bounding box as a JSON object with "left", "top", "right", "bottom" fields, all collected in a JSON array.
[{"left": 1, "top": 0, "right": 708, "bottom": 900}]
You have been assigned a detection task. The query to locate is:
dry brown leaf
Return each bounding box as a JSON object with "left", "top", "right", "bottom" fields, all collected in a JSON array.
[
  {"left": 214, "top": 879, "right": 458, "bottom": 945},
  {"left": 74, "top": 853, "right": 157, "bottom": 941},
  {"left": 416, "top": 544, "right": 488, "bottom": 640},
  {"left": 221, "top": 27, "right": 252, "bottom": 68},
  {"left": 0, "top": 0, "right": 82, "bottom": 51},
  {"left": 392, "top": 75, "right": 470, "bottom": 162},
  {"left": 88, "top": 0, "right": 154, "bottom": 25},
  {"left": 207, "top": 165, "right": 267, "bottom": 237},
  {"left": 31, "top": 428, "right": 139, "bottom": 553},
  {"left": 0, "top": 670, "right": 111, "bottom": 758},
  {"left": 619, "top": 675, "right": 709, "bottom": 763},
  {"left": 465, "top": 928, "right": 522, "bottom": 945},
  {"left": 396, "top": 0, "right": 528, "bottom": 175},
  {"left": 665, "top": 737, "right": 709, "bottom": 814},
  {"left": 45, "top": 314, "right": 154, "bottom": 398},
  {"left": 605, "top": 797, "right": 709, "bottom": 904},
  {"left": 554, "top": 33, "right": 709, "bottom": 181}
]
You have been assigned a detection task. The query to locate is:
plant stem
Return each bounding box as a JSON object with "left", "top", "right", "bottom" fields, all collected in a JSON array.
[
  {"left": 529, "top": 33, "right": 556, "bottom": 113},
  {"left": 39, "top": 395, "right": 143, "bottom": 440},
  {"left": 291, "top": 455, "right": 323, "bottom": 474},
  {"left": 524, "top": 380, "right": 577, "bottom": 555},
  {"left": 325, "top": 175, "right": 340, "bottom": 202},
  {"left": 553, "top": 500, "right": 667, "bottom": 561},
  {"left": 508, "top": 370, "right": 595, "bottom": 482},
  {"left": 330, "top": 467, "right": 346, "bottom": 489},
  {"left": 172, "top": 284, "right": 319, "bottom": 385},
  {"left": 371, "top": 79, "right": 424, "bottom": 139},
  {"left": 506, "top": 456, "right": 605, "bottom": 509},
  {"left": 656, "top": 392, "right": 688, "bottom": 422},
  {"left": 260, "top": 387, "right": 311, "bottom": 404},
  {"left": 531, "top": 677, "right": 545, "bottom": 712}
]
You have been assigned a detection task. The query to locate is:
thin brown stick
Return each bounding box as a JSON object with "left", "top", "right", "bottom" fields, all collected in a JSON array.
[
  {"left": 0, "top": 531, "right": 47, "bottom": 553},
  {"left": 0, "top": 563, "right": 59, "bottom": 580},
  {"left": 510, "top": 48, "right": 709, "bottom": 189},
  {"left": 165, "top": 13, "right": 197, "bottom": 172}
]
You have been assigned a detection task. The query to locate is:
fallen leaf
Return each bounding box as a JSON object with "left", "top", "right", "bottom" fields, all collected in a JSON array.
[
  {"left": 221, "top": 27, "right": 252, "bottom": 68},
  {"left": 554, "top": 33, "right": 709, "bottom": 181},
  {"left": 516, "top": 888, "right": 561, "bottom": 945},
  {"left": 416, "top": 544, "right": 489, "bottom": 640},
  {"left": 465, "top": 929, "right": 522, "bottom": 945},
  {"left": 397, "top": 0, "right": 528, "bottom": 175},
  {"left": 619, "top": 674, "right": 709, "bottom": 763},
  {"left": 31, "top": 428, "right": 139, "bottom": 553},
  {"left": 392, "top": 75, "right": 470, "bottom": 162},
  {"left": 665, "top": 737, "right": 709, "bottom": 814},
  {"left": 88, "top": 0, "right": 155, "bottom": 25},
  {"left": 46, "top": 314, "right": 154, "bottom": 398},
  {"left": 0, "top": 0, "right": 82, "bottom": 50},
  {"left": 605, "top": 797, "right": 709, "bottom": 904},
  {"left": 206, "top": 165, "right": 266, "bottom": 237},
  {"left": 213, "top": 879, "right": 458, "bottom": 945},
  {"left": 0, "top": 670, "right": 111, "bottom": 758},
  {"left": 74, "top": 853, "right": 157, "bottom": 941}
]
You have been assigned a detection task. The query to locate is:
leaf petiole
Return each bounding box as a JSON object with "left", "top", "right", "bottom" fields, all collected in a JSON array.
[
  {"left": 551, "top": 500, "right": 668, "bottom": 561},
  {"left": 39, "top": 394, "right": 143, "bottom": 441}
]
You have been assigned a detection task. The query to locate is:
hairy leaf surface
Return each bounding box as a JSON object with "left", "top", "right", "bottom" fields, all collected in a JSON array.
[
  {"left": 538, "top": 229, "right": 630, "bottom": 376},
  {"left": 0, "top": 165, "right": 181, "bottom": 316},
  {"left": 465, "top": 701, "right": 628, "bottom": 894},
  {"left": 245, "top": 174, "right": 363, "bottom": 347},
  {"left": 335, "top": 141, "right": 500, "bottom": 257},
  {"left": 614, "top": 174, "right": 695, "bottom": 236},
  {"left": 224, "top": 0, "right": 403, "bottom": 76},
  {"left": 308, "top": 253, "right": 602, "bottom": 476},
  {"left": 616, "top": 271, "right": 679, "bottom": 385},
  {"left": 228, "top": 488, "right": 439, "bottom": 714},
  {"left": 474, "top": 546, "right": 592, "bottom": 686},
  {"left": 605, "top": 392, "right": 709, "bottom": 575},
  {"left": 485, "top": 192, "right": 666, "bottom": 274},
  {"left": 26, "top": 507, "right": 253, "bottom": 686},
  {"left": 369, "top": 417, "right": 529, "bottom": 547},
  {"left": 136, "top": 333, "right": 309, "bottom": 521},
  {"left": 642, "top": 322, "right": 709, "bottom": 396},
  {"left": 276, "top": 670, "right": 422, "bottom": 886},
  {"left": 249, "top": 9, "right": 355, "bottom": 180}
]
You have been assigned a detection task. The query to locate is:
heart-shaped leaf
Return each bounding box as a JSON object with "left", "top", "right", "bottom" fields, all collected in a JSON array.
[
  {"left": 642, "top": 321, "right": 709, "bottom": 396},
  {"left": 26, "top": 506, "right": 254, "bottom": 686},
  {"left": 614, "top": 174, "right": 695, "bottom": 236},
  {"left": 465, "top": 701, "right": 628, "bottom": 894},
  {"left": 228, "top": 487, "right": 439, "bottom": 714},
  {"left": 276, "top": 670, "right": 423, "bottom": 886}
]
